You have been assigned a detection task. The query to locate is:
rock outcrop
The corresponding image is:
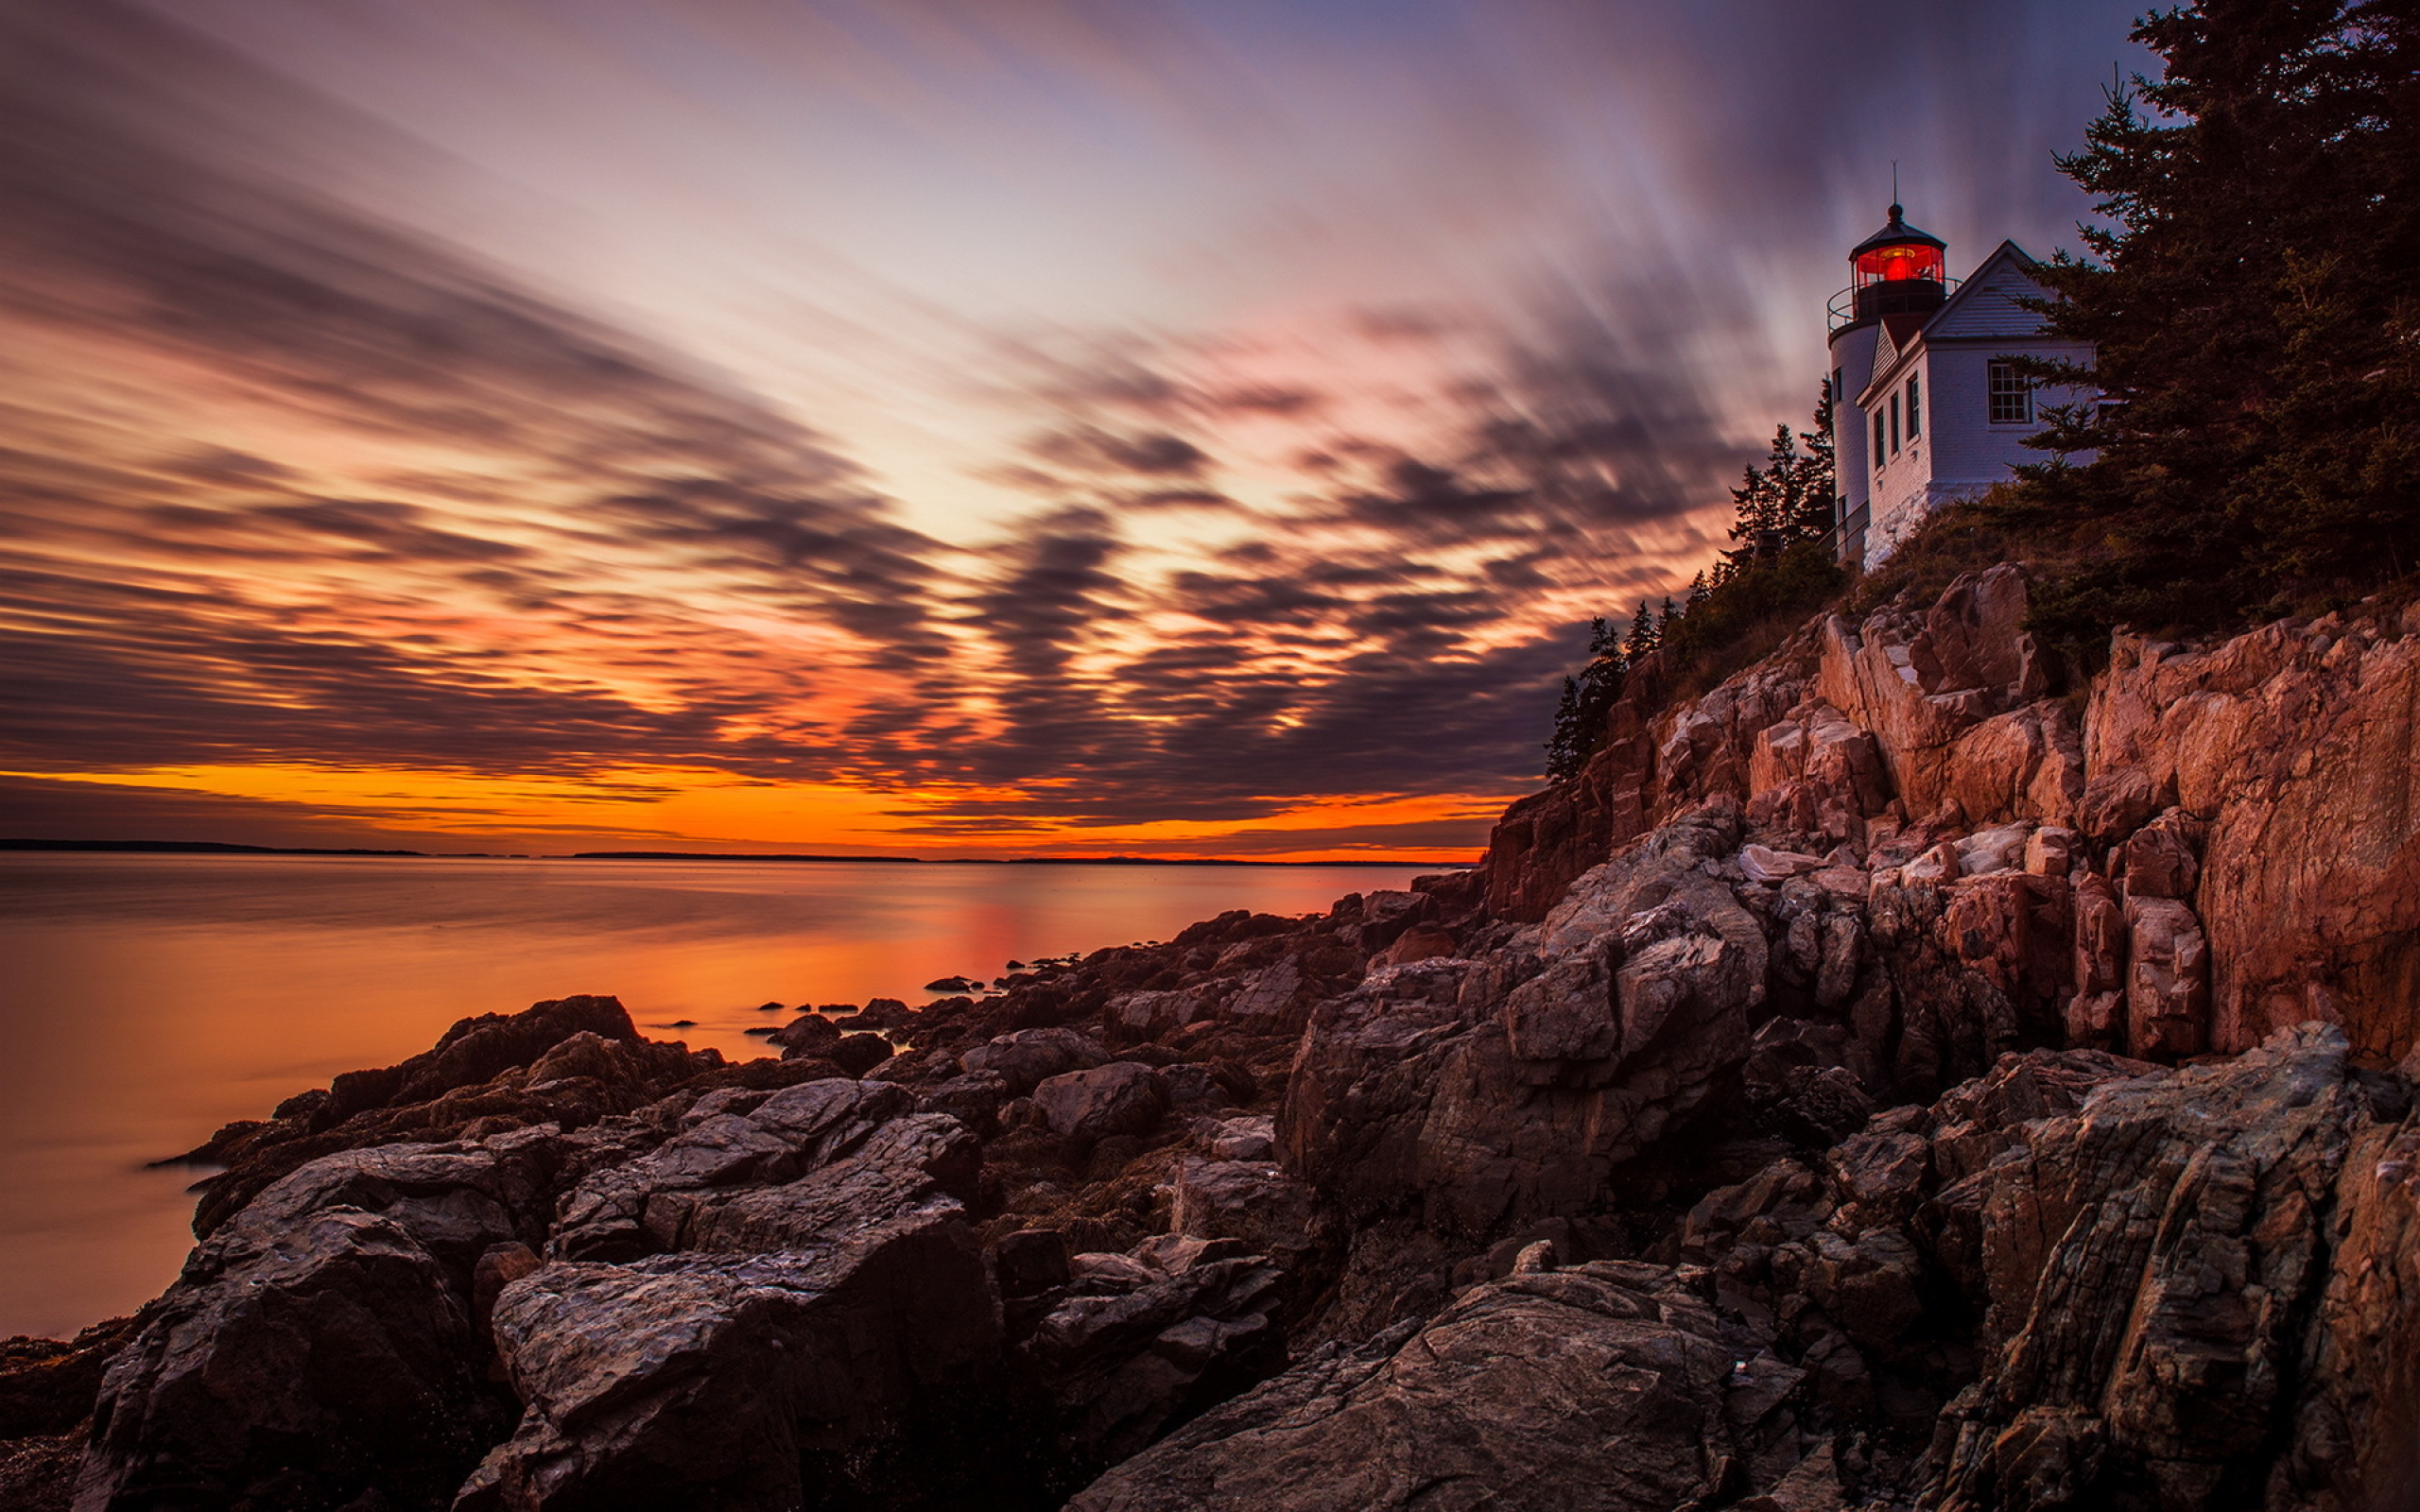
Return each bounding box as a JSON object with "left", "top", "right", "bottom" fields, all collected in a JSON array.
[
  {"left": 1068, "top": 1261, "right": 1814, "bottom": 1512},
  {"left": 25, "top": 564, "right": 2420, "bottom": 1512}
]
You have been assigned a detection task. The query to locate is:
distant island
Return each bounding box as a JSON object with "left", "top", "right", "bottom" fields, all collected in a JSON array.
[{"left": 2, "top": 838, "right": 1469, "bottom": 868}]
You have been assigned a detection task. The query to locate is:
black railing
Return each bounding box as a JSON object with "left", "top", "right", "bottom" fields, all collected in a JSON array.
[
  {"left": 1816, "top": 502, "right": 1869, "bottom": 565},
  {"left": 1826, "top": 277, "right": 1961, "bottom": 332}
]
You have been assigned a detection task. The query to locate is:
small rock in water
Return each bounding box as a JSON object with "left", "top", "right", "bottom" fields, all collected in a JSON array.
[
  {"left": 666, "top": 1019, "right": 699, "bottom": 1028},
  {"left": 755, "top": 1001, "right": 786, "bottom": 1012},
  {"left": 924, "top": 975, "right": 978, "bottom": 992},
  {"left": 1006, "top": 959, "right": 1027, "bottom": 970}
]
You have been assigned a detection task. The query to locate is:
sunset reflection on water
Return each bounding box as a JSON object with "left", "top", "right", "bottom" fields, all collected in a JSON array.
[{"left": 0, "top": 853, "right": 1443, "bottom": 1338}]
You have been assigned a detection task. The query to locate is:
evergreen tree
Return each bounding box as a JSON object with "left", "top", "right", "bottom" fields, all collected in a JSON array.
[
  {"left": 1717, "top": 382, "right": 1841, "bottom": 581},
  {"left": 1542, "top": 616, "right": 1628, "bottom": 781},
  {"left": 2005, "top": 0, "right": 2420, "bottom": 639},
  {"left": 1623, "top": 602, "right": 1660, "bottom": 662}
]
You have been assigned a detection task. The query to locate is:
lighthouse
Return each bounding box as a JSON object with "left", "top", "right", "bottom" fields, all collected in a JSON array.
[{"left": 1825, "top": 206, "right": 2093, "bottom": 568}]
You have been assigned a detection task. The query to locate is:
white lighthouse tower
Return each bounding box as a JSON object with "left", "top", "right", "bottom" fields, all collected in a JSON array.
[{"left": 1825, "top": 206, "right": 2093, "bottom": 568}]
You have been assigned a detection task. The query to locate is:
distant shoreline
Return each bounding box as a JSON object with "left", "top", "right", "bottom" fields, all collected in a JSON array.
[{"left": 1, "top": 837, "right": 1473, "bottom": 868}]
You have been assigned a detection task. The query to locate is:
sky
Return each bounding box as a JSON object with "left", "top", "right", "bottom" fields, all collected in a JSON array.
[{"left": 0, "top": 0, "right": 2152, "bottom": 860}]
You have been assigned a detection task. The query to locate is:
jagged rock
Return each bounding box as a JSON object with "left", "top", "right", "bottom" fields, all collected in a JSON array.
[
  {"left": 1798, "top": 1228, "right": 1924, "bottom": 1351},
  {"left": 546, "top": 1079, "right": 977, "bottom": 1262},
  {"left": 959, "top": 1027, "right": 1111, "bottom": 1095},
  {"left": 1286, "top": 805, "right": 1764, "bottom": 1233},
  {"left": 1927, "top": 1026, "right": 2420, "bottom": 1512},
  {"left": 1170, "top": 1158, "right": 1317, "bottom": 1263},
  {"left": 2118, "top": 809, "right": 2201, "bottom": 899},
  {"left": 78, "top": 1138, "right": 561, "bottom": 1511},
  {"left": 1107, "top": 990, "right": 1205, "bottom": 1041},
  {"left": 1066, "top": 1263, "right": 1795, "bottom": 1512},
  {"left": 331, "top": 996, "right": 645, "bottom": 1120},
  {"left": 172, "top": 999, "right": 705, "bottom": 1239},
  {"left": 1220, "top": 960, "right": 1308, "bottom": 1030},
  {"left": 1369, "top": 922, "right": 1456, "bottom": 968},
  {"left": 2084, "top": 621, "right": 2420, "bottom": 1057},
  {"left": 1020, "top": 1245, "right": 1286, "bottom": 1461},
  {"left": 1035, "top": 1062, "right": 1167, "bottom": 1143},
  {"left": 1200, "top": 1115, "right": 1274, "bottom": 1163},
  {"left": 2023, "top": 826, "right": 2078, "bottom": 877},
  {"left": 830, "top": 1031, "right": 893, "bottom": 1075},
  {"left": 917, "top": 1069, "right": 1011, "bottom": 1136},
  {"left": 461, "top": 1242, "right": 996, "bottom": 1511},
  {"left": 2123, "top": 895, "right": 2207, "bottom": 1059},
  {"left": 461, "top": 1098, "right": 997, "bottom": 1511}
]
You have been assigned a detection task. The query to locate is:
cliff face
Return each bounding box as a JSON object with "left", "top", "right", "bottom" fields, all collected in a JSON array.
[
  {"left": 1488, "top": 563, "right": 2420, "bottom": 1064},
  {"left": 12, "top": 563, "right": 2420, "bottom": 1512}
]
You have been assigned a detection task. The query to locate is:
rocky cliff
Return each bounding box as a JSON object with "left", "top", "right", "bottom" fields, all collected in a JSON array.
[{"left": 7, "top": 564, "right": 2419, "bottom": 1512}]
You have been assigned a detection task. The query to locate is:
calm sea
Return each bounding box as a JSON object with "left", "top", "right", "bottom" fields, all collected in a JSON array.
[{"left": 0, "top": 852, "right": 1442, "bottom": 1339}]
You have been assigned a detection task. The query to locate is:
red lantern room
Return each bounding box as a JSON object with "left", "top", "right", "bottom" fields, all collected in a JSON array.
[{"left": 1836, "top": 205, "right": 1949, "bottom": 327}]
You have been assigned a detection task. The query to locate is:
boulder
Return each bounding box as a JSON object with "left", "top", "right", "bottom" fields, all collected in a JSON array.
[
  {"left": 1106, "top": 990, "right": 1205, "bottom": 1041},
  {"left": 959, "top": 1028, "right": 1110, "bottom": 1095},
  {"left": 1034, "top": 1062, "right": 1167, "bottom": 1143},
  {"left": 461, "top": 1240, "right": 996, "bottom": 1511},
  {"left": 77, "top": 1139, "right": 559, "bottom": 1511},
  {"left": 547, "top": 1079, "right": 969, "bottom": 1262},
  {"left": 1370, "top": 923, "right": 1457, "bottom": 969},
  {"left": 460, "top": 1096, "right": 998, "bottom": 1511},
  {"left": 1170, "top": 1158, "right": 1318, "bottom": 1263}
]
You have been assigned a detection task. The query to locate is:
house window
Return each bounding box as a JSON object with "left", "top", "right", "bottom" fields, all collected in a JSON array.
[
  {"left": 1989, "top": 363, "right": 2032, "bottom": 423},
  {"left": 1890, "top": 392, "right": 1901, "bottom": 455},
  {"left": 1873, "top": 409, "right": 1885, "bottom": 470},
  {"left": 1906, "top": 376, "right": 1922, "bottom": 439}
]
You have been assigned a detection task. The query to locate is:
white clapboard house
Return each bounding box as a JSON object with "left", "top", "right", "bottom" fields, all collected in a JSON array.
[{"left": 1825, "top": 206, "right": 2094, "bottom": 568}]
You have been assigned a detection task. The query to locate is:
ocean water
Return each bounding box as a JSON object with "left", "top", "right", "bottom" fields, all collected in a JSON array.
[{"left": 0, "top": 852, "right": 1442, "bottom": 1339}]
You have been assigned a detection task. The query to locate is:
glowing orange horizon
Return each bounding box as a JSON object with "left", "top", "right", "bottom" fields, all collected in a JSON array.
[{"left": 8, "top": 765, "right": 1508, "bottom": 864}]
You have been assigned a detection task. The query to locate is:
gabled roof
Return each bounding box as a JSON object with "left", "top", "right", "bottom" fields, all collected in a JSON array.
[
  {"left": 1920, "top": 241, "right": 2050, "bottom": 341},
  {"left": 1862, "top": 314, "right": 1927, "bottom": 394},
  {"left": 1856, "top": 241, "right": 2055, "bottom": 405}
]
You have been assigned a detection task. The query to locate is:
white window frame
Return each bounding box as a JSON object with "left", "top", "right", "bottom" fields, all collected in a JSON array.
[{"left": 1988, "top": 363, "right": 2033, "bottom": 424}]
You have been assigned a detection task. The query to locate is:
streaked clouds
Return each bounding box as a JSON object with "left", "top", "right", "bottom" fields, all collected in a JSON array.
[{"left": 0, "top": 0, "right": 2147, "bottom": 856}]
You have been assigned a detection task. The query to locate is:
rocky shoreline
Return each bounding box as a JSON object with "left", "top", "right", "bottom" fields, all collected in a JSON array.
[{"left": 8, "top": 562, "right": 2420, "bottom": 1511}]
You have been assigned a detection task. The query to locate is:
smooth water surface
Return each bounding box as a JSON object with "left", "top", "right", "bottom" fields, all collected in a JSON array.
[{"left": 0, "top": 853, "right": 1438, "bottom": 1338}]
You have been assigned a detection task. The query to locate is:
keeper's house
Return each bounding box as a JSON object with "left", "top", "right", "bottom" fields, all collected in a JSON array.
[{"left": 1826, "top": 206, "right": 2094, "bottom": 569}]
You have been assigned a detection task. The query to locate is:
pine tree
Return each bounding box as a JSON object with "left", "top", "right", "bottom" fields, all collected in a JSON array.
[
  {"left": 1719, "top": 382, "right": 1841, "bottom": 580},
  {"left": 1542, "top": 617, "right": 1629, "bottom": 781},
  {"left": 1623, "top": 602, "right": 1660, "bottom": 662},
  {"left": 2005, "top": 0, "right": 2420, "bottom": 638},
  {"left": 1543, "top": 676, "right": 1585, "bottom": 780}
]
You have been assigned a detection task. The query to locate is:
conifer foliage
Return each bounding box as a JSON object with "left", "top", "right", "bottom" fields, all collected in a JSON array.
[
  {"left": 2007, "top": 0, "right": 2420, "bottom": 641},
  {"left": 1717, "top": 384, "right": 1839, "bottom": 580},
  {"left": 1540, "top": 383, "right": 1844, "bottom": 780},
  {"left": 1543, "top": 616, "right": 1626, "bottom": 781}
]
